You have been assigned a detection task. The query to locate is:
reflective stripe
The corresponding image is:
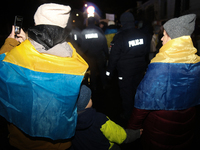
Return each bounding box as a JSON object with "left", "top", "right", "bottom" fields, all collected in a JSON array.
[
  {"left": 119, "top": 77, "right": 123, "bottom": 80},
  {"left": 85, "top": 33, "right": 98, "bottom": 39},
  {"left": 106, "top": 71, "right": 110, "bottom": 76},
  {"left": 74, "top": 34, "right": 77, "bottom": 41}
]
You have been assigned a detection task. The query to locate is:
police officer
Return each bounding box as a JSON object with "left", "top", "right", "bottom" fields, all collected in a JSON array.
[
  {"left": 81, "top": 17, "right": 109, "bottom": 90},
  {"left": 106, "top": 12, "right": 150, "bottom": 121}
]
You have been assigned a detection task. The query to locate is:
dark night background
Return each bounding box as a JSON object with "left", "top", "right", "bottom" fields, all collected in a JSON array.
[
  {"left": 0, "top": 0, "right": 148, "bottom": 38},
  {"left": 0, "top": 1, "right": 200, "bottom": 150}
]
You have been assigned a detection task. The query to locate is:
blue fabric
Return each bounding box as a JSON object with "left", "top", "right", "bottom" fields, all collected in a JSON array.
[
  {"left": 0, "top": 53, "right": 5, "bottom": 60},
  {"left": 0, "top": 61, "right": 83, "bottom": 140},
  {"left": 104, "top": 28, "right": 118, "bottom": 35},
  {"left": 134, "top": 62, "right": 200, "bottom": 110}
]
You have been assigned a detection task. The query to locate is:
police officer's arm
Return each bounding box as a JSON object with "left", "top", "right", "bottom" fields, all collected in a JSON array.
[
  {"left": 106, "top": 35, "right": 123, "bottom": 77},
  {"left": 102, "top": 36, "right": 109, "bottom": 59},
  {"left": 80, "top": 31, "right": 88, "bottom": 54}
]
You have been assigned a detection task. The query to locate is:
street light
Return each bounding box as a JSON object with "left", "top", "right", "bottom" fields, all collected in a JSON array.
[{"left": 87, "top": 6, "right": 95, "bottom": 17}]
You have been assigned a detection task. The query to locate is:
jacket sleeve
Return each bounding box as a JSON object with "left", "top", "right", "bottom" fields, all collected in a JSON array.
[
  {"left": 123, "top": 129, "right": 141, "bottom": 143},
  {"left": 0, "top": 38, "right": 19, "bottom": 54},
  {"left": 106, "top": 35, "right": 123, "bottom": 77},
  {"left": 103, "top": 36, "right": 109, "bottom": 59},
  {"left": 100, "top": 117, "right": 127, "bottom": 145},
  {"left": 127, "top": 107, "right": 151, "bottom": 129},
  {"left": 100, "top": 117, "right": 141, "bottom": 147}
]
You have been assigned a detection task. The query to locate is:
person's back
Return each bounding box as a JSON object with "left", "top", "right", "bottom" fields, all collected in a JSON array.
[
  {"left": 143, "top": 108, "right": 196, "bottom": 150},
  {"left": 72, "top": 108, "right": 112, "bottom": 150},
  {"left": 128, "top": 14, "right": 200, "bottom": 150},
  {"left": 0, "top": 3, "right": 88, "bottom": 150},
  {"left": 106, "top": 12, "right": 150, "bottom": 121},
  {"left": 81, "top": 17, "right": 108, "bottom": 89},
  {"left": 115, "top": 27, "right": 148, "bottom": 72},
  {"left": 105, "top": 21, "right": 118, "bottom": 50},
  {"left": 107, "top": 12, "right": 150, "bottom": 78},
  {"left": 70, "top": 85, "right": 142, "bottom": 150},
  {"left": 128, "top": 107, "right": 196, "bottom": 150},
  {"left": 81, "top": 17, "right": 108, "bottom": 59}
]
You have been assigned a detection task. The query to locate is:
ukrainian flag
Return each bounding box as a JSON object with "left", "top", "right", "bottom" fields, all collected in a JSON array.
[
  {"left": 135, "top": 36, "right": 200, "bottom": 110},
  {"left": 0, "top": 40, "right": 88, "bottom": 140}
]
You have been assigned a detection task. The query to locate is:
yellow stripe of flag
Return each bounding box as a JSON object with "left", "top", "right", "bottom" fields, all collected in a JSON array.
[
  {"left": 3, "top": 40, "right": 88, "bottom": 75},
  {"left": 151, "top": 36, "right": 200, "bottom": 64}
]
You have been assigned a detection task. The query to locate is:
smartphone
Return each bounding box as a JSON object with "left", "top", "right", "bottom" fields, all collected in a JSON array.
[{"left": 14, "top": 16, "right": 23, "bottom": 35}]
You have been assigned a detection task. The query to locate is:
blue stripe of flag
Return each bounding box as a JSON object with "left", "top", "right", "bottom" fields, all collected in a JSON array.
[
  {"left": 135, "top": 62, "right": 200, "bottom": 110},
  {"left": 0, "top": 61, "right": 83, "bottom": 140}
]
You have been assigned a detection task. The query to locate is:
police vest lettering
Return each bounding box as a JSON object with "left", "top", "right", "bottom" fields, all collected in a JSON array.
[
  {"left": 85, "top": 33, "right": 98, "bottom": 39},
  {"left": 128, "top": 39, "right": 144, "bottom": 47},
  {"left": 74, "top": 34, "right": 77, "bottom": 41}
]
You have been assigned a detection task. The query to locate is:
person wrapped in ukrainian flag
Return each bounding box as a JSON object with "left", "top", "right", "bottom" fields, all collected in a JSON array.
[
  {"left": 0, "top": 3, "right": 88, "bottom": 149},
  {"left": 127, "top": 14, "right": 200, "bottom": 150}
]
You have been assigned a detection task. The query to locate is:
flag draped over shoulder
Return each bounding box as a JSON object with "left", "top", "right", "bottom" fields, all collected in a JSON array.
[
  {"left": 134, "top": 36, "right": 200, "bottom": 110},
  {"left": 0, "top": 40, "right": 88, "bottom": 140}
]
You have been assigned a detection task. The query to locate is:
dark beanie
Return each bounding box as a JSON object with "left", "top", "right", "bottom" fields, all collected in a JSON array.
[
  {"left": 77, "top": 85, "right": 91, "bottom": 112},
  {"left": 163, "top": 14, "right": 196, "bottom": 39},
  {"left": 120, "top": 12, "right": 135, "bottom": 25}
]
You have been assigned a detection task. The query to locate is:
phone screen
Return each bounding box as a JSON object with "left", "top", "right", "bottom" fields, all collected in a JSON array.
[{"left": 14, "top": 16, "right": 23, "bottom": 34}]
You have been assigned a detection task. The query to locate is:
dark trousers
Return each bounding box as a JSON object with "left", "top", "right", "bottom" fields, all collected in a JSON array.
[
  {"left": 118, "top": 71, "right": 145, "bottom": 120},
  {"left": 88, "top": 57, "right": 107, "bottom": 89}
]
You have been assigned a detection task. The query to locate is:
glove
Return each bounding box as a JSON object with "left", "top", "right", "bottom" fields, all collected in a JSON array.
[{"left": 123, "top": 129, "right": 142, "bottom": 143}]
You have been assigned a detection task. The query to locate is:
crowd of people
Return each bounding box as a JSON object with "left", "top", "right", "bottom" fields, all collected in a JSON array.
[{"left": 0, "top": 2, "right": 200, "bottom": 150}]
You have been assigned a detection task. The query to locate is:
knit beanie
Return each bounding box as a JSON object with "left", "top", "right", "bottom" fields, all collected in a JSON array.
[
  {"left": 34, "top": 3, "right": 71, "bottom": 28},
  {"left": 77, "top": 85, "right": 92, "bottom": 112},
  {"left": 163, "top": 14, "right": 196, "bottom": 39},
  {"left": 120, "top": 12, "right": 135, "bottom": 25}
]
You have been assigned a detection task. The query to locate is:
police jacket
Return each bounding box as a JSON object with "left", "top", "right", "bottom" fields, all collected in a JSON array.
[
  {"left": 81, "top": 18, "right": 108, "bottom": 60},
  {"left": 107, "top": 22, "right": 149, "bottom": 77}
]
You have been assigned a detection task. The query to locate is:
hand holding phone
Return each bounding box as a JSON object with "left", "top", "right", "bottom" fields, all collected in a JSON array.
[
  {"left": 14, "top": 16, "right": 23, "bottom": 36},
  {"left": 8, "top": 26, "right": 26, "bottom": 43}
]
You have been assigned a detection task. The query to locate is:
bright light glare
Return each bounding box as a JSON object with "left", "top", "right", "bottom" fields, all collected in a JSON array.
[{"left": 87, "top": 6, "right": 95, "bottom": 14}]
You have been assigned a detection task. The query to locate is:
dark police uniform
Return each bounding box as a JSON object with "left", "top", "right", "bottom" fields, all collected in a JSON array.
[
  {"left": 81, "top": 17, "right": 108, "bottom": 90},
  {"left": 106, "top": 12, "right": 150, "bottom": 120}
]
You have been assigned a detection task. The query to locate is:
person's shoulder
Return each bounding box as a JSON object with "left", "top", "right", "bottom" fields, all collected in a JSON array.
[{"left": 95, "top": 111, "right": 109, "bottom": 124}]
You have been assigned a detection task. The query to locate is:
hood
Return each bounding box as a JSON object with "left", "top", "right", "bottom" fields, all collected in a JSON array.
[
  {"left": 28, "top": 25, "right": 71, "bottom": 50},
  {"left": 88, "top": 17, "right": 96, "bottom": 26},
  {"left": 76, "top": 108, "right": 96, "bottom": 130},
  {"left": 121, "top": 22, "right": 135, "bottom": 30},
  {"left": 30, "top": 40, "right": 73, "bottom": 57}
]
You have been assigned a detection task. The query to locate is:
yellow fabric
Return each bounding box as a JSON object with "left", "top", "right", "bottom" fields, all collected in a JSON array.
[
  {"left": 100, "top": 117, "right": 127, "bottom": 149},
  {"left": 105, "top": 33, "right": 115, "bottom": 48},
  {"left": 3, "top": 40, "right": 88, "bottom": 75},
  {"left": 8, "top": 124, "right": 71, "bottom": 150},
  {"left": 151, "top": 36, "right": 200, "bottom": 64}
]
